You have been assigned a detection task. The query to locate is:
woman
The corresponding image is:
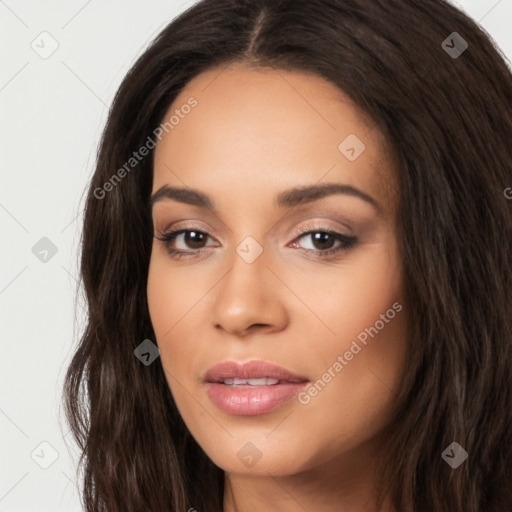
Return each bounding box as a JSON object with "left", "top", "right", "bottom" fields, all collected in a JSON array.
[{"left": 63, "top": 0, "right": 512, "bottom": 510}]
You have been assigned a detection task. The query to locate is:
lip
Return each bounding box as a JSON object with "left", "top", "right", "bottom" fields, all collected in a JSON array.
[
  {"left": 203, "top": 360, "right": 309, "bottom": 416},
  {"left": 203, "top": 360, "right": 309, "bottom": 383}
]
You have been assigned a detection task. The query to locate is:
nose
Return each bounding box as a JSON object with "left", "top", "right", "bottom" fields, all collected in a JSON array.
[{"left": 211, "top": 246, "right": 289, "bottom": 338}]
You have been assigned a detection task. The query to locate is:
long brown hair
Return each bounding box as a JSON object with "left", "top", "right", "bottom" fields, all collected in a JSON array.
[{"left": 63, "top": 0, "right": 512, "bottom": 510}]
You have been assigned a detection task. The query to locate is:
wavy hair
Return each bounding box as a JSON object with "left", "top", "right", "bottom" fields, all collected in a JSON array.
[{"left": 63, "top": 0, "right": 512, "bottom": 510}]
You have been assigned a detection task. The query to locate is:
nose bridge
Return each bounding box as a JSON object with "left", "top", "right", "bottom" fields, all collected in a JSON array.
[
  {"left": 221, "top": 234, "right": 270, "bottom": 305},
  {"left": 210, "top": 233, "right": 287, "bottom": 334}
]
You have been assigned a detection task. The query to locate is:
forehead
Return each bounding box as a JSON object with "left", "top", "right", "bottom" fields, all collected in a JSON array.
[{"left": 152, "top": 63, "right": 396, "bottom": 214}]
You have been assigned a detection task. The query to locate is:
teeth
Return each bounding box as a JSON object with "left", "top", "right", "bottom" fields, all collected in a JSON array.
[{"left": 223, "top": 378, "right": 280, "bottom": 386}]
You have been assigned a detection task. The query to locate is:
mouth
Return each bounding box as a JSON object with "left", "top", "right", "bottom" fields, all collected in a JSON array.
[
  {"left": 218, "top": 377, "right": 291, "bottom": 387},
  {"left": 203, "top": 360, "right": 309, "bottom": 416},
  {"left": 203, "top": 359, "right": 309, "bottom": 383}
]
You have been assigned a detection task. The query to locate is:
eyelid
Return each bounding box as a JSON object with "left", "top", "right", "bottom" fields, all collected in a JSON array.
[
  {"left": 159, "top": 220, "right": 217, "bottom": 237},
  {"left": 155, "top": 220, "right": 356, "bottom": 253},
  {"left": 155, "top": 219, "right": 358, "bottom": 262},
  {"left": 292, "top": 220, "right": 354, "bottom": 238},
  {"left": 157, "top": 218, "right": 353, "bottom": 242}
]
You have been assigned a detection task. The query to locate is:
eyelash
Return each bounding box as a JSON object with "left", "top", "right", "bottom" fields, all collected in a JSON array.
[{"left": 155, "top": 224, "right": 357, "bottom": 261}]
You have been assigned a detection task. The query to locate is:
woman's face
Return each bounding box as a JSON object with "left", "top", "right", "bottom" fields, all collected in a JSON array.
[{"left": 147, "top": 63, "right": 407, "bottom": 477}]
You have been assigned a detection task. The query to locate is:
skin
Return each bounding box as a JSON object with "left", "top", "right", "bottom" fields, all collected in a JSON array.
[{"left": 147, "top": 62, "right": 407, "bottom": 512}]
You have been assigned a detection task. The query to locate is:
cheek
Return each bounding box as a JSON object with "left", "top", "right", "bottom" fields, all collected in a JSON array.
[
  {"left": 293, "top": 240, "right": 407, "bottom": 422},
  {"left": 146, "top": 250, "right": 219, "bottom": 389},
  {"left": 147, "top": 256, "right": 174, "bottom": 341},
  {"left": 292, "top": 238, "right": 404, "bottom": 350},
  {"left": 146, "top": 253, "right": 194, "bottom": 371},
  {"left": 146, "top": 248, "right": 208, "bottom": 338}
]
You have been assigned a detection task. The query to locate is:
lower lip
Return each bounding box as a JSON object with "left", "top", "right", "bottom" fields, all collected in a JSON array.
[{"left": 205, "top": 382, "right": 309, "bottom": 416}]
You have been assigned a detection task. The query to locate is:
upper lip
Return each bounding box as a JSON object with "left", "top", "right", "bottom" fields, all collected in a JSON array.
[{"left": 203, "top": 360, "right": 309, "bottom": 383}]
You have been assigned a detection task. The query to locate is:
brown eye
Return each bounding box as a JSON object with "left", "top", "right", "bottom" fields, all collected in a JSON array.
[
  {"left": 292, "top": 228, "right": 357, "bottom": 258},
  {"left": 155, "top": 228, "right": 216, "bottom": 259},
  {"left": 182, "top": 230, "right": 207, "bottom": 249},
  {"left": 308, "top": 232, "right": 337, "bottom": 251}
]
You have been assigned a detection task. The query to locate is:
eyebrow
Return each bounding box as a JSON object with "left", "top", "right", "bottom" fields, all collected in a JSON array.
[{"left": 149, "top": 182, "right": 382, "bottom": 213}]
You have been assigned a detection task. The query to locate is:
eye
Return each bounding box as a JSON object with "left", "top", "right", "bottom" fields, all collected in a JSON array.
[
  {"left": 155, "top": 228, "right": 216, "bottom": 259},
  {"left": 290, "top": 226, "right": 357, "bottom": 258},
  {"left": 155, "top": 224, "right": 358, "bottom": 260}
]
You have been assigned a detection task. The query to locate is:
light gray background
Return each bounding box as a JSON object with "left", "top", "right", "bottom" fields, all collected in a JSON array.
[{"left": 1, "top": 1, "right": 511, "bottom": 510}]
